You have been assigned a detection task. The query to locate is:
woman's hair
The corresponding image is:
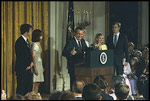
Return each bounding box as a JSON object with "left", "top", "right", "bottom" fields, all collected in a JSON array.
[
  {"left": 32, "top": 29, "right": 43, "bottom": 42},
  {"left": 93, "top": 33, "right": 105, "bottom": 45}
]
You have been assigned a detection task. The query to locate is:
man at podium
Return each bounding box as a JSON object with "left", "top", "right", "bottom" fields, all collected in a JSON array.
[
  {"left": 106, "top": 22, "right": 129, "bottom": 76},
  {"left": 62, "top": 26, "right": 88, "bottom": 91}
]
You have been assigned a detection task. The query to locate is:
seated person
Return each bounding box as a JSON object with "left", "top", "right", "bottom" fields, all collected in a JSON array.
[
  {"left": 7, "top": 94, "right": 25, "bottom": 100},
  {"left": 91, "top": 33, "right": 107, "bottom": 50},
  {"left": 115, "top": 82, "right": 130, "bottom": 100},
  {"left": 24, "top": 92, "right": 42, "bottom": 100},
  {"left": 72, "top": 80, "right": 85, "bottom": 100},
  {"left": 93, "top": 75, "right": 114, "bottom": 100},
  {"left": 49, "top": 90, "right": 62, "bottom": 100},
  {"left": 59, "top": 91, "right": 76, "bottom": 100},
  {"left": 82, "top": 83, "right": 102, "bottom": 100},
  {"left": 109, "top": 75, "right": 134, "bottom": 100}
]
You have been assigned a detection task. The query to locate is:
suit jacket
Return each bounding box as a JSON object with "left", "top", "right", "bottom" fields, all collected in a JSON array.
[
  {"left": 101, "top": 91, "right": 114, "bottom": 100},
  {"left": 15, "top": 36, "right": 32, "bottom": 76},
  {"left": 62, "top": 37, "right": 88, "bottom": 73},
  {"left": 106, "top": 33, "right": 129, "bottom": 66}
]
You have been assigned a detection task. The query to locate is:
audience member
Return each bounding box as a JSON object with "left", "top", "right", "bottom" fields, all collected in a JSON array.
[
  {"left": 7, "top": 94, "right": 25, "bottom": 100},
  {"left": 72, "top": 80, "right": 85, "bottom": 100},
  {"left": 115, "top": 82, "right": 130, "bottom": 100},
  {"left": 1, "top": 90, "right": 6, "bottom": 100},
  {"left": 93, "top": 75, "right": 114, "bottom": 100},
  {"left": 110, "top": 75, "right": 134, "bottom": 100},
  {"left": 59, "top": 91, "right": 76, "bottom": 100},
  {"left": 24, "top": 92, "right": 42, "bottom": 100},
  {"left": 123, "top": 63, "right": 133, "bottom": 95},
  {"left": 128, "top": 42, "right": 135, "bottom": 59},
  {"left": 82, "top": 83, "right": 102, "bottom": 100},
  {"left": 48, "top": 90, "right": 62, "bottom": 100}
]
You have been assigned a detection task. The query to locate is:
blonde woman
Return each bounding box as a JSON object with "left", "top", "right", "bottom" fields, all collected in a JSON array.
[{"left": 91, "top": 33, "right": 107, "bottom": 50}]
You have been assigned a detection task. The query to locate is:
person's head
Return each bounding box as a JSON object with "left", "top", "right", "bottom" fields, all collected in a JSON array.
[
  {"left": 113, "top": 75, "right": 126, "bottom": 87},
  {"left": 74, "top": 26, "right": 85, "bottom": 41},
  {"left": 32, "top": 29, "right": 43, "bottom": 42},
  {"left": 59, "top": 91, "right": 76, "bottom": 100},
  {"left": 82, "top": 29, "right": 87, "bottom": 39},
  {"left": 49, "top": 90, "right": 62, "bottom": 100},
  {"left": 24, "top": 92, "right": 42, "bottom": 100},
  {"left": 94, "top": 33, "right": 105, "bottom": 45},
  {"left": 130, "top": 57, "right": 138, "bottom": 66},
  {"left": 82, "top": 83, "right": 102, "bottom": 100},
  {"left": 112, "top": 22, "right": 121, "bottom": 34},
  {"left": 72, "top": 80, "right": 85, "bottom": 94},
  {"left": 115, "top": 82, "right": 130, "bottom": 100},
  {"left": 20, "top": 24, "right": 33, "bottom": 37},
  {"left": 141, "top": 47, "right": 149, "bottom": 59},
  {"left": 136, "top": 76, "right": 148, "bottom": 97},
  {"left": 134, "top": 50, "right": 142, "bottom": 60},
  {"left": 128, "top": 42, "right": 135, "bottom": 52},
  {"left": 7, "top": 94, "right": 25, "bottom": 100},
  {"left": 93, "top": 75, "right": 108, "bottom": 90}
]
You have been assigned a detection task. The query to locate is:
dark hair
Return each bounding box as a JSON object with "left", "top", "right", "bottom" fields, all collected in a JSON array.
[
  {"left": 93, "top": 75, "right": 108, "bottom": 89},
  {"left": 137, "top": 76, "right": 148, "bottom": 95},
  {"left": 72, "top": 80, "right": 85, "bottom": 94},
  {"left": 113, "top": 75, "right": 126, "bottom": 87},
  {"left": 32, "top": 29, "right": 43, "bottom": 42},
  {"left": 20, "top": 24, "right": 32, "bottom": 35},
  {"left": 112, "top": 22, "right": 121, "bottom": 28},
  {"left": 49, "top": 90, "right": 62, "bottom": 100},
  {"left": 59, "top": 91, "right": 76, "bottom": 100},
  {"left": 82, "top": 83, "right": 101, "bottom": 100},
  {"left": 74, "top": 26, "right": 84, "bottom": 33},
  {"left": 7, "top": 94, "right": 25, "bottom": 100},
  {"left": 115, "top": 82, "right": 130, "bottom": 100}
]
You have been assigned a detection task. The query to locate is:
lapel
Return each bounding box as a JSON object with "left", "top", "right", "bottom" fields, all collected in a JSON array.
[
  {"left": 73, "top": 37, "right": 80, "bottom": 51},
  {"left": 21, "top": 36, "right": 30, "bottom": 49}
]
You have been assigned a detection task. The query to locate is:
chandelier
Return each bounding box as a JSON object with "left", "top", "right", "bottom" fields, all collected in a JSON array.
[{"left": 75, "top": 9, "right": 91, "bottom": 28}]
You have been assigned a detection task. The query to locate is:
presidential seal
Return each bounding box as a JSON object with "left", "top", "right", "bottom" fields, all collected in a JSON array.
[{"left": 99, "top": 52, "right": 107, "bottom": 64}]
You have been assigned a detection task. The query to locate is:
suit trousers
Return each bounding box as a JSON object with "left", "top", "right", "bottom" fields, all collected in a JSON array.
[
  {"left": 16, "top": 70, "right": 33, "bottom": 96},
  {"left": 114, "top": 62, "right": 124, "bottom": 75}
]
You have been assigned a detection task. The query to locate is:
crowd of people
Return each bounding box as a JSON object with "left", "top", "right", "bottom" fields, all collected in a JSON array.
[
  {"left": 1, "top": 72, "right": 149, "bottom": 100},
  {"left": 1, "top": 22, "right": 149, "bottom": 100}
]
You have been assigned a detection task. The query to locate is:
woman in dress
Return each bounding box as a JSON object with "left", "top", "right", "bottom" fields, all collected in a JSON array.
[
  {"left": 91, "top": 33, "right": 107, "bottom": 50},
  {"left": 31, "top": 29, "right": 44, "bottom": 93}
]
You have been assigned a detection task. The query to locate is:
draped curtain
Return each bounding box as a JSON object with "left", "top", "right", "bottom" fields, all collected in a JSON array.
[{"left": 1, "top": 1, "right": 49, "bottom": 98}]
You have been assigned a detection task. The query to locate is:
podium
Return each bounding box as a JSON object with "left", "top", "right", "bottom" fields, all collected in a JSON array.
[{"left": 75, "top": 50, "right": 114, "bottom": 86}]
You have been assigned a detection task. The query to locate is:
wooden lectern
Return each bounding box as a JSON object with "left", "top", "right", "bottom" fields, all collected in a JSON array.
[{"left": 75, "top": 50, "right": 114, "bottom": 86}]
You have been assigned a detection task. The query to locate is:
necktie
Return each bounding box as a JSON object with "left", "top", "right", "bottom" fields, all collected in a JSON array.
[
  {"left": 78, "top": 40, "right": 82, "bottom": 52},
  {"left": 26, "top": 39, "right": 30, "bottom": 47},
  {"left": 114, "top": 35, "right": 117, "bottom": 47}
]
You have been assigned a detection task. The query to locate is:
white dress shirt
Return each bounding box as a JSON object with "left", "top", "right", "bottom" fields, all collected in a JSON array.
[{"left": 22, "top": 35, "right": 29, "bottom": 44}]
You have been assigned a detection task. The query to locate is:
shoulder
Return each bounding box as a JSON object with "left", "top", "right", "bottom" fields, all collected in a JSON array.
[
  {"left": 15, "top": 36, "right": 24, "bottom": 46},
  {"left": 120, "top": 33, "right": 127, "bottom": 38},
  {"left": 32, "top": 42, "right": 39, "bottom": 50}
]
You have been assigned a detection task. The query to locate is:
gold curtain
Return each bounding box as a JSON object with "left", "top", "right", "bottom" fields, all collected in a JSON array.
[{"left": 1, "top": 1, "right": 49, "bottom": 98}]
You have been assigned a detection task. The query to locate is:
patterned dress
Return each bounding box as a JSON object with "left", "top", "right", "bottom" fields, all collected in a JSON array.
[{"left": 31, "top": 42, "right": 44, "bottom": 82}]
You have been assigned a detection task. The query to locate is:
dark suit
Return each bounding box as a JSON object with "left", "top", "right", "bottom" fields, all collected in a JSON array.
[
  {"left": 101, "top": 91, "right": 114, "bottom": 100},
  {"left": 15, "top": 36, "right": 33, "bottom": 96},
  {"left": 106, "top": 33, "right": 129, "bottom": 75},
  {"left": 62, "top": 37, "right": 88, "bottom": 91}
]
